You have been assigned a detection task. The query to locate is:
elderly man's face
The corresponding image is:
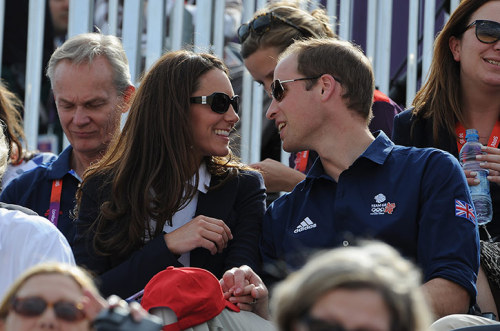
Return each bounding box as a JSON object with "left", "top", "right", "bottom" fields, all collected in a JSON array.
[{"left": 52, "top": 56, "right": 125, "bottom": 160}]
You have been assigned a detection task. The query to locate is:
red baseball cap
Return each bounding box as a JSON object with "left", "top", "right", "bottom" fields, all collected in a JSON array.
[{"left": 141, "top": 266, "right": 240, "bottom": 330}]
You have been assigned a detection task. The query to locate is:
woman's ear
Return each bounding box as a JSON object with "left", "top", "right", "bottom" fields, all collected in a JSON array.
[{"left": 449, "top": 36, "right": 461, "bottom": 62}]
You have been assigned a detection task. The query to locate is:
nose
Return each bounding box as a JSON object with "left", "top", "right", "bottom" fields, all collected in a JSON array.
[
  {"left": 266, "top": 98, "right": 279, "bottom": 120},
  {"left": 73, "top": 106, "right": 91, "bottom": 126},
  {"left": 37, "top": 307, "right": 58, "bottom": 329},
  {"left": 225, "top": 105, "right": 239, "bottom": 124}
]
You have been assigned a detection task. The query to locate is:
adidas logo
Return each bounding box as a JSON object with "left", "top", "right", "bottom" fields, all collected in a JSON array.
[{"left": 294, "top": 217, "right": 317, "bottom": 233}]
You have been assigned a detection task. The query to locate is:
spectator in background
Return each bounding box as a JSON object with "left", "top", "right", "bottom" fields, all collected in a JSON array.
[
  {"left": 261, "top": 37, "right": 478, "bottom": 318},
  {"left": 49, "top": 0, "right": 69, "bottom": 47},
  {"left": 221, "top": 242, "right": 433, "bottom": 331},
  {"left": 0, "top": 33, "right": 135, "bottom": 243},
  {"left": 1, "top": 0, "right": 69, "bottom": 147},
  {"left": 0, "top": 121, "right": 74, "bottom": 299},
  {"left": 0, "top": 262, "right": 156, "bottom": 330},
  {"left": 392, "top": 0, "right": 500, "bottom": 316},
  {"left": 392, "top": 0, "right": 500, "bottom": 241},
  {"left": 73, "top": 50, "right": 265, "bottom": 299},
  {"left": 238, "top": 1, "right": 402, "bottom": 193},
  {"left": 0, "top": 82, "right": 56, "bottom": 190},
  {"left": 271, "top": 241, "right": 433, "bottom": 331}
]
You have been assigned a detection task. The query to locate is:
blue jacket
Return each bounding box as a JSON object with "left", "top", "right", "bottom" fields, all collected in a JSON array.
[
  {"left": 0, "top": 146, "right": 80, "bottom": 242},
  {"left": 262, "top": 132, "right": 479, "bottom": 301}
]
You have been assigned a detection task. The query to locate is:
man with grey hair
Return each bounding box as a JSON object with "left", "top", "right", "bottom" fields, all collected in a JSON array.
[
  {"left": 0, "top": 33, "right": 134, "bottom": 242},
  {"left": 0, "top": 121, "right": 74, "bottom": 299}
]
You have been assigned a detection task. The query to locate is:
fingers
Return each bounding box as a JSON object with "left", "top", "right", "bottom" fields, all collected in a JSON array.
[
  {"left": 164, "top": 216, "right": 233, "bottom": 255},
  {"left": 128, "top": 301, "right": 149, "bottom": 322},
  {"left": 82, "top": 288, "right": 107, "bottom": 320}
]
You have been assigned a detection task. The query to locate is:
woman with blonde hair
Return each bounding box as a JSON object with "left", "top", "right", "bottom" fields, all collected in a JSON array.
[
  {"left": 239, "top": 1, "right": 402, "bottom": 192},
  {"left": 271, "top": 242, "right": 433, "bottom": 331}
]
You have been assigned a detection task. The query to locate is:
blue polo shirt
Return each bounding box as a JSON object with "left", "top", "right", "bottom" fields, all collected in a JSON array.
[
  {"left": 0, "top": 146, "right": 80, "bottom": 243},
  {"left": 262, "top": 132, "right": 479, "bottom": 299}
]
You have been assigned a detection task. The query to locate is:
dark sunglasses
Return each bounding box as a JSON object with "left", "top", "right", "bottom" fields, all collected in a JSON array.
[
  {"left": 11, "top": 296, "right": 86, "bottom": 322},
  {"left": 300, "top": 314, "right": 350, "bottom": 331},
  {"left": 190, "top": 92, "right": 239, "bottom": 114},
  {"left": 464, "top": 20, "right": 500, "bottom": 44},
  {"left": 238, "top": 12, "right": 312, "bottom": 44},
  {"left": 271, "top": 75, "right": 340, "bottom": 102}
]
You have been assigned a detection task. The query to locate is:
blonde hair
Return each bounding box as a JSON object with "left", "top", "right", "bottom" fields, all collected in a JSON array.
[
  {"left": 0, "top": 262, "right": 98, "bottom": 320},
  {"left": 271, "top": 241, "right": 433, "bottom": 331},
  {"left": 240, "top": 1, "right": 336, "bottom": 59}
]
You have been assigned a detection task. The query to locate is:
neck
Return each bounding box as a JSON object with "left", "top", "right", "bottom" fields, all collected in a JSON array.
[
  {"left": 315, "top": 125, "right": 375, "bottom": 182},
  {"left": 461, "top": 90, "right": 500, "bottom": 143},
  {"left": 70, "top": 150, "right": 101, "bottom": 178}
]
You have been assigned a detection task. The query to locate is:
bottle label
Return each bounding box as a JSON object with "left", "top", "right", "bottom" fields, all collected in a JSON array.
[{"left": 469, "top": 172, "right": 490, "bottom": 196}]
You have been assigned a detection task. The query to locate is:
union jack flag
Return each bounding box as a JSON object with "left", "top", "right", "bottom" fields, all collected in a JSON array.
[{"left": 455, "top": 199, "right": 477, "bottom": 224}]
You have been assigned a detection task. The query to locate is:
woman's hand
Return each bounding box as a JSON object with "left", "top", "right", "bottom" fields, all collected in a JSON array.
[
  {"left": 251, "top": 158, "right": 305, "bottom": 192},
  {"left": 163, "top": 215, "right": 233, "bottom": 255},
  {"left": 220, "top": 265, "right": 270, "bottom": 320},
  {"left": 477, "top": 146, "right": 500, "bottom": 184}
]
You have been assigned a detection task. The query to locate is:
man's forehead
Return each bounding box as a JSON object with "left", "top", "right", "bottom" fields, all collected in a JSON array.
[{"left": 274, "top": 53, "right": 298, "bottom": 79}]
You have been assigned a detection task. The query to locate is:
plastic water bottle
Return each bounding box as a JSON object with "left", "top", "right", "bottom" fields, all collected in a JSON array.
[{"left": 459, "top": 129, "right": 492, "bottom": 226}]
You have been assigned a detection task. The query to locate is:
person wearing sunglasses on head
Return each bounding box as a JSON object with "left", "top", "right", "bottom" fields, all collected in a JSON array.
[
  {"left": 72, "top": 50, "right": 266, "bottom": 299},
  {"left": 258, "top": 37, "right": 479, "bottom": 319},
  {"left": 238, "top": 1, "right": 402, "bottom": 193},
  {"left": 0, "top": 262, "right": 158, "bottom": 331}
]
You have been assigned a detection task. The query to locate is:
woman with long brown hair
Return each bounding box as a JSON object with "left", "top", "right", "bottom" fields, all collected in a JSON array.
[{"left": 72, "top": 50, "right": 266, "bottom": 299}]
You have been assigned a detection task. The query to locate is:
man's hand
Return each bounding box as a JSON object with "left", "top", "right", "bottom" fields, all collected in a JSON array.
[{"left": 220, "top": 265, "right": 270, "bottom": 320}]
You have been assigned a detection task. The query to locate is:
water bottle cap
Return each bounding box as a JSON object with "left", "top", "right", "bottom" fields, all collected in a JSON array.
[{"left": 465, "top": 129, "right": 479, "bottom": 140}]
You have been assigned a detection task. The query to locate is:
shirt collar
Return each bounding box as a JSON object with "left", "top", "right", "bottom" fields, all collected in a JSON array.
[
  {"left": 307, "top": 131, "right": 395, "bottom": 180},
  {"left": 197, "top": 162, "right": 211, "bottom": 194}
]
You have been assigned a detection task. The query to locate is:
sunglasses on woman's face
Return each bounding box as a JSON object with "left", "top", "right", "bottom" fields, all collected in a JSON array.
[
  {"left": 11, "top": 296, "right": 86, "bottom": 322},
  {"left": 464, "top": 20, "right": 500, "bottom": 44},
  {"left": 237, "top": 12, "right": 312, "bottom": 44},
  {"left": 190, "top": 92, "right": 239, "bottom": 114}
]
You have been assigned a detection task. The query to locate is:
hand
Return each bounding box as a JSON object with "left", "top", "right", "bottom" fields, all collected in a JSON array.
[
  {"left": 477, "top": 146, "right": 500, "bottom": 184},
  {"left": 164, "top": 215, "right": 233, "bottom": 255},
  {"left": 82, "top": 292, "right": 148, "bottom": 323},
  {"left": 251, "top": 158, "right": 306, "bottom": 192},
  {"left": 220, "top": 265, "right": 269, "bottom": 320}
]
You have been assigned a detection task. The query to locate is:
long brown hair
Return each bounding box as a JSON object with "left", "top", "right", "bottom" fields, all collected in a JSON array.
[
  {"left": 0, "top": 82, "right": 27, "bottom": 164},
  {"left": 411, "top": 0, "right": 492, "bottom": 144},
  {"left": 77, "top": 50, "right": 247, "bottom": 257},
  {"left": 240, "top": 1, "right": 336, "bottom": 59}
]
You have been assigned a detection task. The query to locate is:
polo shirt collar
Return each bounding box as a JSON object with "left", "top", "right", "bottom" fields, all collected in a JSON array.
[
  {"left": 46, "top": 146, "right": 73, "bottom": 180},
  {"left": 307, "top": 130, "right": 395, "bottom": 180}
]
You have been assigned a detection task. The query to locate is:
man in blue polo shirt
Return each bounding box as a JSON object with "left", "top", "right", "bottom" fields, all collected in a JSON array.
[
  {"left": 0, "top": 33, "right": 134, "bottom": 243},
  {"left": 262, "top": 38, "right": 479, "bottom": 318}
]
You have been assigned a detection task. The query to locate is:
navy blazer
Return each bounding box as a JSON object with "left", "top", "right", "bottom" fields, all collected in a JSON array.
[
  {"left": 393, "top": 109, "right": 500, "bottom": 239},
  {"left": 72, "top": 169, "right": 266, "bottom": 298}
]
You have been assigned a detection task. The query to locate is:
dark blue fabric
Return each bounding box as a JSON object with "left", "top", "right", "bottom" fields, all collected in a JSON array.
[
  {"left": 393, "top": 109, "right": 500, "bottom": 241},
  {"left": 262, "top": 131, "right": 479, "bottom": 301},
  {"left": 0, "top": 146, "right": 79, "bottom": 243}
]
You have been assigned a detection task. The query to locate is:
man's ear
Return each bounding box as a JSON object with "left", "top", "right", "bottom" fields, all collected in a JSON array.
[
  {"left": 319, "top": 74, "right": 338, "bottom": 101},
  {"left": 121, "top": 85, "right": 136, "bottom": 113}
]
